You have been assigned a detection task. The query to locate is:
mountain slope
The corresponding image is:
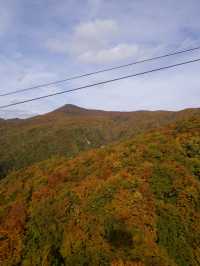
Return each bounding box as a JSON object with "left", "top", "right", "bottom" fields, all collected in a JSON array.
[
  {"left": 0, "top": 105, "right": 199, "bottom": 178},
  {"left": 0, "top": 116, "right": 199, "bottom": 266}
]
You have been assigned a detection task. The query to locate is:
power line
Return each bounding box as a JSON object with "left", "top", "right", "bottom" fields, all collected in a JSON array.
[
  {"left": 1, "top": 57, "right": 200, "bottom": 109},
  {"left": 1, "top": 45, "right": 200, "bottom": 97}
]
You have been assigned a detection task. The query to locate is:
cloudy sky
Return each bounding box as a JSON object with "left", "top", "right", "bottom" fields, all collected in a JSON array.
[{"left": 0, "top": 0, "right": 200, "bottom": 118}]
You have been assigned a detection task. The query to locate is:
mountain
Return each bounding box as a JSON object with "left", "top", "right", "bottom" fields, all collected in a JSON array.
[
  {"left": 0, "top": 105, "right": 199, "bottom": 178},
  {"left": 0, "top": 116, "right": 199, "bottom": 265}
]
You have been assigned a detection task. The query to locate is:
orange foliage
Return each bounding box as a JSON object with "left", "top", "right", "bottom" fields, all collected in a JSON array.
[{"left": 112, "top": 260, "right": 145, "bottom": 266}]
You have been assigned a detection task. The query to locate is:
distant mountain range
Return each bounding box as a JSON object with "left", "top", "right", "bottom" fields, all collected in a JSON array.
[{"left": 0, "top": 104, "right": 199, "bottom": 178}]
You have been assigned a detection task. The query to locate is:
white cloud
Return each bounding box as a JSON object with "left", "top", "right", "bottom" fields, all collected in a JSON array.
[
  {"left": 45, "top": 19, "right": 153, "bottom": 64},
  {"left": 45, "top": 19, "right": 125, "bottom": 63},
  {"left": 45, "top": 19, "right": 119, "bottom": 55},
  {"left": 70, "top": 19, "right": 119, "bottom": 53},
  {"left": 78, "top": 43, "right": 142, "bottom": 64}
]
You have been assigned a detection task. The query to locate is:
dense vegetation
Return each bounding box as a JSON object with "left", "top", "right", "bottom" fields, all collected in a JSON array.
[
  {"left": 0, "top": 105, "right": 199, "bottom": 178},
  {"left": 0, "top": 111, "right": 199, "bottom": 265}
]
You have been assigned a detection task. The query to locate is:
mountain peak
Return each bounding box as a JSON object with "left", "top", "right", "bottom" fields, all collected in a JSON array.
[
  {"left": 53, "top": 104, "right": 106, "bottom": 116},
  {"left": 55, "top": 104, "right": 89, "bottom": 114}
]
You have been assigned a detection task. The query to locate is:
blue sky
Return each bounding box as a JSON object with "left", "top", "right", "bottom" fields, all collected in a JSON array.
[{"left": 0, "top": 0, "right": 200, "bottom": 118}]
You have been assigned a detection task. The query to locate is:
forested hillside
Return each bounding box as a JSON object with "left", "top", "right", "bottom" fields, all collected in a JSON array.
[
  {"left": 0, "top": 105, "right": 199, "bottom": 178},
  {"left": 0, "top": 115, "right": 199, "bottom": 266}
]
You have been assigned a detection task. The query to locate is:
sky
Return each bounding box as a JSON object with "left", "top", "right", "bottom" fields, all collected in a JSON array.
[{"left": 0, "top": 0, "right": 200, "bottom": 118}]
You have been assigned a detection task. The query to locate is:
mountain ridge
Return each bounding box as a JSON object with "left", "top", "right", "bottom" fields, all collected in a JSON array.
[
  {"left": 0, "top": 105, "right": 199, "bottom": 178},
  {"left": 1, "top": 104, "right": 200, "bottom": 121}
]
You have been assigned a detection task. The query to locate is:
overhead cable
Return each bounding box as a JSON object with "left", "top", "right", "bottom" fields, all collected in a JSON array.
[
  {"left": 1, "top": 45, "right": 200, "bottom": 97},
  {"left": 1, "top": 57, "right": 200, "bottom": 109}
]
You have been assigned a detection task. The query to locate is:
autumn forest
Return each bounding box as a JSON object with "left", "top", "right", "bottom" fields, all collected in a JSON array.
[{"left": 0, "top": 105, "right": 200, "bottom": 266}]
